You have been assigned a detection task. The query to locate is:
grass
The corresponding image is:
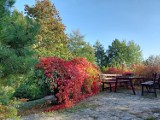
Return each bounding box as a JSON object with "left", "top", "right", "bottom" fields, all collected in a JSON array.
[
  {"left": 146, "top": 116, "right": 156, "bottom": 120},
  {"left": 18, "top": 104, "right": 50, "bottom": 116},
  {"left": 18, "top": 97, "right": 99, "bottom": 117},
  {"left": 59, "top": 102, "right": 99, "bottom": 113}
]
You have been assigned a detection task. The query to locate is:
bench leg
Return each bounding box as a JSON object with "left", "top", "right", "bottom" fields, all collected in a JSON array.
[
  {"left": 141, "top": 85, "right": 144, "bottom": 96},
  {"left": 102, "top": 83, "right": 104, "bottom": 91},
  {"left": 146, "top": 86, "right": 149, "bottom": 92},
  {"left": 130, "top": 80, "right": 136, "bottom": 95},
  {"left": 109, "top": 83, "right": 112, "bottom": 92},
  {"left": 154, "top": 86, "right": 157, "bottom": 97},
  {"left": 125, "top": 82, "right": 128, "bottom": 89},
  {"left": 114, "top": 82, "right": 117, "bottom": 92}
]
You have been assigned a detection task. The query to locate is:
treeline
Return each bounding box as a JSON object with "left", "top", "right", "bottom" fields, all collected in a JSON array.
[
  {"left": 0, "top": 0, "right": 143, "bottom": 79},
  {"left": 94, "top": 39, "right": 143, "bottom": 71}
]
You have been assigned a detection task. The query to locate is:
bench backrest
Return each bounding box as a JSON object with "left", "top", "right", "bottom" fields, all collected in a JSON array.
[{"left": 99, "top": 74, "right": 122, "bottom": 81}]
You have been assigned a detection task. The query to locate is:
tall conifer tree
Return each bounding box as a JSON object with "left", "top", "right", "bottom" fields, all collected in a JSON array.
[
  {"left": 93, "top": 40, "right": 107, "bottom": 68},
  {"left": 0, "top": 0, "right": 39, "bottom": 82}
]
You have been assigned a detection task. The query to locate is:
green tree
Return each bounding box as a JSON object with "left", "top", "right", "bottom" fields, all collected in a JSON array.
[
  {"left": 145, "top": 55, "right": 160, "bottom": 66},
  {"left": 25, "top": 0, "right": 72, "bottom": 59},
  {"left": 107, "top": 39, "right": 142, "bottom": 67},
  {"left": 0, "top": 3, "right": 39, "bottom": 86},
  {"left": 68, "top": 30, "right": 95, "bottom": 63},
  {"left": 0, "top": 1, "right": 39, "bottom": 118},
  {"left": 93, "top": 40, "right": 107, "bottom": 69},
  {"left": 127, "top": 40, "right": 142, "bottom": 64},
  {"left": 0, "top": 0, "right": 15, "bottom": 29}
]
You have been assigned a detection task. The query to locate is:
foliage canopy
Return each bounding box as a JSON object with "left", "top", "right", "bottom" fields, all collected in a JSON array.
[
  {"left": 106, "top": 39, "right": 142, "bottom": 67},
  {"left": 93, "top": 40, "right": 107, "bottom": 68},
  {"left": 0, "top": 0, "right": 38, "bottom": 81},
  {"left": 25, "top": 0, "right": 72, "bottom": 59},
  {"left": 68, "top": 30, "right": 95, "bottom": 63}
]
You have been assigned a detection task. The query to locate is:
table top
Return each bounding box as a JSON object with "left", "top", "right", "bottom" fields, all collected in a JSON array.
[{"left": 116, "top": 76, "right": 145, "bottom": 79}]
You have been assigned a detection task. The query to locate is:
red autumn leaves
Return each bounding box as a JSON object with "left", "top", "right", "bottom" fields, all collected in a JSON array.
[{"left": 36, "top": 57, "right": 101, "bottom": 111}]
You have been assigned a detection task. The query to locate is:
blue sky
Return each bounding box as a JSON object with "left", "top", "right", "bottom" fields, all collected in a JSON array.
[{"left": 14, "top": 0, "right": 160, "bottom": 59}]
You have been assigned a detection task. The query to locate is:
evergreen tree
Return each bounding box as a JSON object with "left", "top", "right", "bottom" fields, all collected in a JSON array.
[
  {"left": 93, "top": 40, "right": 107, "bottom": 68},
  {"left": 0, "top": 1, "right": 39, "bottom": 84},
  {"left": 0, "top": 0, "right": 15, "bottom": 29},
  {"left": 25, "top": 0, "right": 72, "bottom": 59}
]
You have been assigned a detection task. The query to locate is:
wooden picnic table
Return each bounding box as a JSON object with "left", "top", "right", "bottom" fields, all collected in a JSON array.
[
  {"left": 115, "top": 76, "right": 145, "bottom": 95},
  {"left": 99, "top": 74, "right": 122, "bottom": 92}
]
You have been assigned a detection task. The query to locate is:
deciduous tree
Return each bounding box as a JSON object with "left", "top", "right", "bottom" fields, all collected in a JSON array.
[
  {"left": 25, "top": 0, "right": 72, "bottom": 59},
  {"left": 145, "top": 55, "right": 160, "bottom": 66},
  {"left": 68, "top": 30, "right": 95, "bottom": 63},
  {"left": 107, "top": 39, "right": 142, "bottom": 67}
]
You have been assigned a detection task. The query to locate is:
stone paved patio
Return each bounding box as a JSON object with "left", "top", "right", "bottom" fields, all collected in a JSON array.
[{"left": 22, "top": 90, "right": 160, "bottom": 120}]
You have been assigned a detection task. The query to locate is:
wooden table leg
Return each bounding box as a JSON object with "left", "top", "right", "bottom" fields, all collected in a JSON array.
[
  {"left": 130, "top": 79, "right": 136, "bottom": 95},
  {"left": 109, "top": 83, "right": 112, "bottom": 92},
  {"left": 102, "top": 82, "right": 104, "bottom": 91},
  {"left": 114, "top": 81, "right": 117, "bottom": 92}
]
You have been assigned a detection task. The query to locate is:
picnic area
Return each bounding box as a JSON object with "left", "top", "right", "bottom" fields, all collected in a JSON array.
[{"left": 1, "top": 0, "right": 160, "bottom": 120}]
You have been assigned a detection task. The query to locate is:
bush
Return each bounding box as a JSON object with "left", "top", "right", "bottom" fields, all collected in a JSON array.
[
  {"left": 133, "top": 64, "right": 160, "bottom": 79},
  {"left": 0, "top": 86, "right": 15, "bottom": 105},
  {"left": 0, "top": 102, "right": 20, "bottom": 120},
  {"left": 35, "top": 57, "right": 101, "bottom": 111},
  {"left": 101, "top": 66, "right": 108, "bottom": 73},
  {"left": 105, "top": 67, "right": 122, "bottom": 74},
  {"left": 0, "top": 104, "right": 17, "bottom": 120},
  {"left": 14, "top": 81, "right": 44, "bottom": 101},
  {"left": 123, "top": 71, "right": 134, "bottom": 76}
]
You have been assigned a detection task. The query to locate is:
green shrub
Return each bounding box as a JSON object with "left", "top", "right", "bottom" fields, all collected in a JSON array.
[
  {"left": 14, "top": 82, "right": 44, "bottom": 101},
  {"left": 0, "top": 86, "right": 15, "bottom": 105},
  {"left": 0, "top": 102, "right": 20, "bottom": 120},
  {"left": 101, "top": 66, "right": 108, "bottom": 73},
  {"left": 33, "top": 69, "right": 51, "bottom": 95}
]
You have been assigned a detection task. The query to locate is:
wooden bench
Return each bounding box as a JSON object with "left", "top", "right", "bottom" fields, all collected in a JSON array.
[
  {"left": 141, "top": 73, "right": 159, "bottom": 97},
  {"left": 99, "top": 74, "right": 122, "bottom": 91}
]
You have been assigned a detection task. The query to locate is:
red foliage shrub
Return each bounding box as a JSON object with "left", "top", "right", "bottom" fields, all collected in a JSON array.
[
  {"left": 133, "top": 64, "right": 160, "bottom": 79},
  {"left": 36, "top": 57, "right": 101, "bottom": 111},
  {"left": 105, "top": 66, "right": 134, "bottom": 77},
  {"left": 105, "top": 67, "right": 122, "bottom": 74},
  {"left": 123, "top": 71, "right": 134, "bottom": 76}
]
